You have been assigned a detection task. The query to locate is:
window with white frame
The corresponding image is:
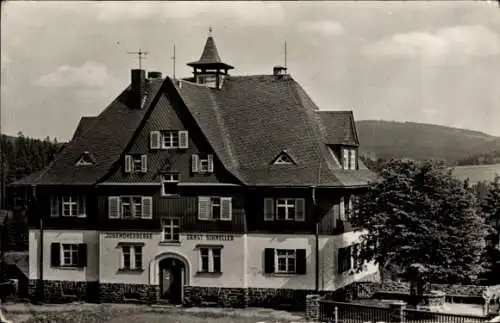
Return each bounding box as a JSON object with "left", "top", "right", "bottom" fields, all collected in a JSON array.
[
  {"left": 108, "top": 196, "right": 152, "bottom": 220},
  {"left": 197, "top": 197, "right": 232, "bottom": 221},
  {"left": 342, "top": 148, "right": 357, "bottom": 170},
  {"left": 120, "top": 196, "right": 143, "bottom": 218},
  {"left": 192, "top": 154, "right": 214, "bottom": 173},
  {"left": 124, "top": 155, "right": 147, "bottom": 173},
  {"left": 61, "top": 244, "right": 79, "bottom": 267},
  {"left": 276, "top": 199, "right": 296, "bottom": 220},
  {"left": 121, "top": 245, "right": 143, "bottom": 270},
  {"left": 264, "top": 198, "right": 305, "bottom": 222},
  {"left": 199, "top": 247, "right": 222, "bottom": 273},
  {"left": 162, "top": 218, "right": 180, "bottom": 242},
  {"left": 161, "top": 173, "right": 180, "bottom": 196},
  {"left": 51, "top": 196, "right": 86, "bottom": 218},
  {"left": 276, "top": 249, "right": 296, "bottom": 274},
  {"left": 162, "top": 131, "right": 179, "bottom": 149},
  {"left": 338, "top": 243, "right": 361, "bottom": 274}
]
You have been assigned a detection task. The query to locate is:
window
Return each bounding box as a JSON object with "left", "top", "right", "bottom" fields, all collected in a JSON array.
[
  {"left": 162, "top": 219, "right": 180, "bottom": 242},
  {"left": 197, "top": 74, "right": 217, "bottom": 88},
  {"left": 150, "top": 130, "right": 188, "bottom": 150},
  {"left": 61, "top": 244, "right": 79, "bottom": 267},
  {"left": 198, "top": 197, "right": 232, "bottom": 221},
  {"left": 108, "top": 196, "right": 153, "bottom": 219},
  {"left": 276, "top": 199, "right": 295, "bottom": 220},
  {"left": 264, "top": 248, "right": 306, "bottom": 275},
  {"left": 264, "top": 198, "right": 305, "bottom": 222},
  {"left": 342, "top": 148, "right": 357, "bottom": 170},
  {"left": 272, "top": 152, "right": 295, "bottom": 165},
  {"left": 211, "top": 198, "right": 221, "bottom": 219},
  {"left": 50, "top": 243, "right": 87, "bottom": 268},
  {"left": 51, "top": 196, "right": 86, "bottom": 218},
  {"left": 162, "top": 131, "right": 179, "bottom": 149},
  {"left": 120, "top": 196, "right": 143, "bottom": 218},
  {"left": 338, "top": 244, "right": 361, "bottom": 274},
  {"left": 199, "top": 247, "right": 222, "bottom": 273},
  {"left": 276, "top": 249, "right": 296, "bottom": 274},
  {"left": 124, "top": 155, "right": 147, "bottom": 173},
  {"left": 161, "top": 173, "right": 180, "bottom": 196},
  {"left": 121, "top": 245, "right": 143, "bottom": 270},
  {"left": 192, "top": 154, "right": 214, "bottom": 173}
]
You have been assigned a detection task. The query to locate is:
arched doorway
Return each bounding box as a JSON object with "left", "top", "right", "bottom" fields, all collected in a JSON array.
[{"left": 159, "top": 257, "right": 186, "bottom": 304}]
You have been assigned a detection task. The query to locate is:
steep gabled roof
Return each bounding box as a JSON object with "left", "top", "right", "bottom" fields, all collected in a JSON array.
[
  {"left": 14, "top": 72, "right": 375, "bottom": 188},
  {"left": 175, "top": 75, "right": 373, "bottom": 187},
  {"left": 12, "top": 78, "right": 164, "bottom": 186}
]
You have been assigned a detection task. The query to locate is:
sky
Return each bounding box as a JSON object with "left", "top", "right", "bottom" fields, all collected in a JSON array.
[{"left": 1, "top": 1, "right": 499, "bottom": 142}]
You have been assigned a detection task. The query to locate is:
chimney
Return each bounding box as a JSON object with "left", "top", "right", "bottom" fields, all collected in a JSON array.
[
  {"left": 148, "top": 71, "right": 162, "bottom": 80},
  {"left": 273, "top": 65, "right": 287, "bottom": 76},
  {"left": 131, "top": 69, "right": 146, "bottom": 109}
]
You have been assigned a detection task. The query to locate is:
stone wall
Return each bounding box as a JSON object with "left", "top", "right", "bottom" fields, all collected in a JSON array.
[
  {"left": 28, "top": 279, "right": 99, "bottom": 303},
  {"left": 183, "top": 286, "right": 247, "bottom": 308},
  {"left": 99, "top": 283, "right": 159, "bottom": 304},
  {"left": 247, "top": 288, "right": 310, "bottom": 310}
]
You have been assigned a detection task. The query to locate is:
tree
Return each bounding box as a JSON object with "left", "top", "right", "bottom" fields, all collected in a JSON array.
[
  {"left": 480, "top": 174, "right": 500, "bottom": 229},
  {"left": 351, "top": 159, "right": 488, "bottom": 284}
]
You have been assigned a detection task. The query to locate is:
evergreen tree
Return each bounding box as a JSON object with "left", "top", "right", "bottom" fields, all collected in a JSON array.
[{"left": 352, "top": 159, "right": 488, "bottom": 284}]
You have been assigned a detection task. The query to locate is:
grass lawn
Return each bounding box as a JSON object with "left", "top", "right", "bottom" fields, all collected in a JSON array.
[{"left": 8, "top": 304, "right": 303, "bottom": 323}]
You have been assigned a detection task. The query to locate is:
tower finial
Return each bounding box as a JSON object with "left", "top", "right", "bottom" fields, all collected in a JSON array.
[{"left": 208, "top": 25, "right": 213, "bottom": 36}]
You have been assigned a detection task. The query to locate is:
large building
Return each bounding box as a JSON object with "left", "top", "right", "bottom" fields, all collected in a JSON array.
[{"left": 12, "top": 32, "right": 378, "bottom": 308}]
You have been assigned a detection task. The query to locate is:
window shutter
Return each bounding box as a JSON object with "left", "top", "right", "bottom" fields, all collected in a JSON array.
[
  {"left": 339, "top": 197, "right": 346, "bottom": 221},
  {"left": 207, "top": 154, "right": 214, "bottom": 173},
  {"left": 150, "top": 131, "right": 161, "bottom": 150},
  {"left": 264, "top": 198, "right": 274, "bottom": 221},
  {"left": 264, "top": 248, "right": 275, "bottom": 274},
  {"left": 350, "top": 150, "right": 357, "bottom": 170},
  {"left": 124, "top": 155, "right": 132, "bottom": 173},
  {"left": 220, "top": 197, "right": 232, "bottom": 221},
  {"left": 141, "top": 196, "right": 153, "bottom": 219},
  {"left": 198, "top": 196, "right": 211, "bottom": 220},
  {"left": 108, "top": 196, "right": 120, "bottom": 219},
  {"left": 50, "top": 196, "right": 59, "bottom": 217},
  {"left": 51, "top": 243, "right": 60, "bottom": 267},
  {"left": 333, "top": 203, "right": 339, "bottom": 229},
  {"left": 141, "top": 155, "right": 148, "bottom": 173},
  {"left": 337, "top": 247, "right": 345, "bottom": 274},
  {"left": 295, "top": 249, "right": 307, "bottom": 275},
  {"left": 295, "top": 198, "right": 305, "bottom": 222},
  {"left": 178, "top": 130, "right": 189, "bottom": 149},
  {"left": 342, "top": 149, "right": 349, "bottom": 170},
  {"left": 78, "top": 196, "right": 86, "bottom": 218},
  {"left": 78, "top": 244, "right": 87, "bottom": 267},
  {"left": 191, "top": 154, "right": 199, "bottom": 173}
]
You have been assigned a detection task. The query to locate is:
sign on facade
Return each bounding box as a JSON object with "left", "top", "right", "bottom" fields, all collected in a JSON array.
[{"left": 186, "top": 234, "right": 234, "bottom": 241}]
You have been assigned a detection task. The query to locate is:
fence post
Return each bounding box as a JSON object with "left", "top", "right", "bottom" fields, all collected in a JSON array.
[
  {"left": 334, "top": 306, "right": 338, "bottom": 323},
  {"left": 388, "top": 300, "right": 406, "bottom": 323},
  {"left": 305, "top": 294, "right": 321, "bottom": 321}
]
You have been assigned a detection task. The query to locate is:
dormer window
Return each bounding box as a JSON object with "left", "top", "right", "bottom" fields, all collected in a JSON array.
[
  {"left": 342, "top": 148, "right": 357, "bottom": 170},
  {"left": 161, "top": 173, "right": 180, "bottom": 196},
  {"left": 124, "top": 155, "right": 147, "bottom": 173},
  {"left": 75, "top": 151, "right": 95, "bottom": 166},
  {"left": 271, "top": 150, "right": 296, "bottom": 165},
  {"left": 196, "top": 74, "right": 217, "bottom": 88}
]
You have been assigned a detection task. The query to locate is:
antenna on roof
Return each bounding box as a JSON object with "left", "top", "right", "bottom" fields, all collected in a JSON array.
[
  {"left": 127, "top": 48, "right": 149, "bottom": 70},
  {"left": 284, "top": 41, "right": 287, "bottom": 69},
  {"left": 172, "top": 44, "right": 176, "bottom": 79}
]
